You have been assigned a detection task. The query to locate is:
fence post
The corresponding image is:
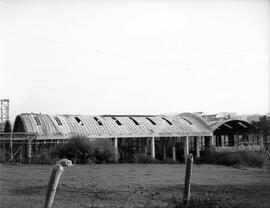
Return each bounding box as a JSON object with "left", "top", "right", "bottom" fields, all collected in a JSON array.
[
  {"left": 183, "top": 154, "right": 193, "bottom": 205},
  {"left": 43, "top": 164, "right": 64, "bottom": 208}
]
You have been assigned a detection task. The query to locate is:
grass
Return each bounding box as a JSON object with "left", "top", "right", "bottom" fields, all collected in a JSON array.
[
  {"left": 168, "top": 195, "right": 252, "bottom": 208},
  {"left": 1, "top": 163, "right": 269, "bottom": 208}
]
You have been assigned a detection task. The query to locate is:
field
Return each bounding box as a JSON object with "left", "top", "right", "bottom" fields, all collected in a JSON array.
[{"left": 0, "top": 163, "right": 270, "bottom": 208}]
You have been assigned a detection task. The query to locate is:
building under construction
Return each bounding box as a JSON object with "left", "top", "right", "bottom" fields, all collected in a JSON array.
[{"left": 0, "top": 112, "right": 261, "bottom": 163}]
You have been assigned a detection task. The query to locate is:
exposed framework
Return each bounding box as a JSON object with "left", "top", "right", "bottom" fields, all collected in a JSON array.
[
  {"left": 0, "top": 99, "right": 9, "bottom": 131},
  {"left": 0, "top": 112, "right": 260, "bottom": 163}
]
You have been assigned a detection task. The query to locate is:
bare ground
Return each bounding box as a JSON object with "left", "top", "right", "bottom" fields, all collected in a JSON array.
[{"left": 0, "top": 163, "right": 269, "bottom": 208}]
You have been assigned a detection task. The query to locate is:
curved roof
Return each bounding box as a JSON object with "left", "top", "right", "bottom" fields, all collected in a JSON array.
[
  {"left": 179, "top": 112, "right": 211, "bottom": 132},
  {"left": 13, "top": 113, "right": 212, "bottom": 139},
  {"left": 209, "top": 119, "right": 252, "bottom": 133}
]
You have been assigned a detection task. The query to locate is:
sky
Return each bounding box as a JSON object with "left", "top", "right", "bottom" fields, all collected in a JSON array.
[{"left": 0, "top": 0, "right": 269, "bottom": 121}]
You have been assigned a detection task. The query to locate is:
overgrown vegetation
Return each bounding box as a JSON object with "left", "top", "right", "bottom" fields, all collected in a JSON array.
[
  {"left": 200, "top": 151, "right": 265, "bottom": 168},
  {"left": 0, "top": 149, "right": 6, "bottom": 163},
  {"left": 134, "top": 153, "right": 158, "bottom": 163},
  {"left": 134, "top": 153, "right": 180, "bottom": 164},
  {"left": 167, "top": 195, "right": 253, "bottom": 208},
  {"left": 36, "top": 136, "right": 114, "bottom": 164}
]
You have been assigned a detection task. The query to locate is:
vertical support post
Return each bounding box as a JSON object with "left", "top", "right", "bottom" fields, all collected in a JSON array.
[
  {"left": 113, "top": 137, "right": 118, "bottom": 162},
  {"left": 9, "top": 129, "right": 13, "bottom": 162},
  {"left": 259, "top": 135, "right": 264, "bottom": 150},
  {"left": 184, "top": 136, "right": 189, "bottom": 163},
  {"left": 209, "top": 135, "right": 214, "bottom": 150},
  {"left": 27, "top": 139, "right": 32, "bottom": 163},
  {"left": 195, "top": 136, "right": 200, "bottom": 158},
  {"left": 172, "top": 145, "right": 176, "bottom": 161},
  {"left": 183, "top": 154, "right": 193, "bottom": 205},
  {"left": 145, "top": 138, "right": 148, "bottom": 154},
  {"left": 151, "top": 137, "right": 155, "bottom": 159},
  {"left": 221, "top": 135, "right": 224, "bottom": 147},
  {"left": 163, "top": 138, "right": 166, "bottom": 160},
  {"left": 43, "top": 164, "right": 64, "bottom": 208}
]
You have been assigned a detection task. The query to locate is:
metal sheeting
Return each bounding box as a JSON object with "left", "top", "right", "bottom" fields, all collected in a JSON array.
[
  {"left": 179, "top": 113, "right": 211, "bottom": 132},
  {"left": 13, "top": 113, "right": 213, "bottom": 139},
  {"left": 209, "top": 119, "right": 252, "bottom": 132}
]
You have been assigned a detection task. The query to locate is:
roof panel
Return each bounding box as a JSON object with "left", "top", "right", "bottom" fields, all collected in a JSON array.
[{"left": 13, "top": 113, "right": 213, "bottom": 138}]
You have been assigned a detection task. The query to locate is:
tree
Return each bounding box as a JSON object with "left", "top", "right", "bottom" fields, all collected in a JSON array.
[
  {"left": 250, "top": 116, "right": 270, "bottom": 150},
  {"left": 4, "top": 120, "right": 12, "bottom": 132}
]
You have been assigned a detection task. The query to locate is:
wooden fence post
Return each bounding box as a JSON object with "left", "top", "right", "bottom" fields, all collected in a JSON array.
[
  {"left": 183, "top": 154, "right": 193, "bottom": 205},
  {"left": 43, "top": 164, "right": 64, "bottom": 208}
]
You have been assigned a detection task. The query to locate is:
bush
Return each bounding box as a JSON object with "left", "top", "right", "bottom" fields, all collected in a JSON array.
[
  {"left": 94, "top": 147, "right": 113, "bottom": 164},
  {"left": 0, "top": 149, "right": 6, "bottom": 163},
  {"left": 200, "top": 151, "right": 264, "bottom": 168},
  {"left": 134, "top": 153, "right": 158, "bottom": 163},
  {"left": 38, "top": 152, "right": 54, "bottom": 164},
  {"left": 160, "top": 157, "right": 179, "bottom": 164},
  {"left": 49, "top": 136, "right": 94, "bottom": 164},
  {"left": 167, "top": 195, "right": 253, "bottom": 208},
  {"left": 48, "top": 136, "right": 114, "bottom": 164}
]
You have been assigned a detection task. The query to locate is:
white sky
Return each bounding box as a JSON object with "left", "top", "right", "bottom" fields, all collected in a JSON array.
[{"left": 0, "top": 0, "right": 269, "bottom": 121}]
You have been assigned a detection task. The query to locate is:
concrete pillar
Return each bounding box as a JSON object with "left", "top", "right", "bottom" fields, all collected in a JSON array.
[
  {"left": 27, "top": 140, "right": 32, "bottom": 163},
  {"left": 220, "top": 135, "right": 224, "bottom": 147},
  {"left": 209, "top": 135, "right": 214, "bottom": 150},
  {"left": 151, "top": 137, "right": 155, "bottom": 159},
  {"left": 163, "top": 139, "right": 166, "bottom": 160},
  {"left": 195, "top": 136, "right": 200, "bottom": 158},
  {"left": 144, "top": 138, "right": 148, "bottom": 154},
  {"left": 184, "top": 136, "right": 189, "bottom": 163},
  {"left": 113, "top": 137, "right": 118, "bottom": 162},
  {"left": 259, "top": 135, "right": 264, "bottom": 150},
  {"left": 172, "top": 146, "right": 176, "bottom": 161}
]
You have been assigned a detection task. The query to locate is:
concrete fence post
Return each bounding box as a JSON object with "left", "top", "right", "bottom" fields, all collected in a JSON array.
[
  {"left": 183, "top": 154, "right": 193, "bottom": 205},
  {"left": 43, "top": 164, "right": 64, "bottom": 208}
]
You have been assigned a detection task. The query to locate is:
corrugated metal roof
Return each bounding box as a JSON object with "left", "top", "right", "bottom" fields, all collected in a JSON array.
[
  {"left": 209, "top": 119, "right": 252, "bottom": 132},
  {"left": 13, "top": 113, "right": 213, "bottom": 139}
]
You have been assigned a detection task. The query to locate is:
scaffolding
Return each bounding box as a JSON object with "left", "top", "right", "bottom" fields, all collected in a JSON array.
[{"left": 0, "top": 99, "right": 9, "bottom": 131}]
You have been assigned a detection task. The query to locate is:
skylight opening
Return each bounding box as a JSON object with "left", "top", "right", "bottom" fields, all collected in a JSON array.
[
  {"left": 75, "top": 117, "right": 84, "bottom": 126},
  {"left": 183, "top": 118, "right": 192, "bottom": 125},
  {"left": 146, "top": 117, "right": 156, "bottom": 125},
  {"left": 162, "top": 117, "right": 172, "bottom": 125},
  {"left": 129, "top": 117, "right": 139, "bottom": 125},
  {"left": 94, "top": 117, "right": 103, "bottom": 126},
  {"left": 34, "top": 116, "right": 41, "bottom": 126},
  {"left": 55, "top": 117, "right": 62, "bottom": 125},
  {"left": 112, "top": 117, "right": 122, "bottom": 125},
  {"left": 75, "top": 117, "right": 81, "bottom": 123}
]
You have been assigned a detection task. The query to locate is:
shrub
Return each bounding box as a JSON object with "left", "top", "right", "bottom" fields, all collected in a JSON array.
[
  {"left": 0, "top": 149, "right": 6, "bottom": 163},
  {"left": 167, "top": 195, "right": 253, "bottom": 208},
  {"left": 160, "top": 157, "right": 179, "bottom": 164},
  {"left": 38, "top": 152, "right": 54, "bottom": 164},
  {"left": 239, "top": 151, "right": 264, "bottom": 168},
  {"left": 94, "top": 147, "right": 113, "bottom": 164},
  {"left": 134, "top": 153, "right": 158, "bottom": 163},
  {"left": 200, "top": 151, "right": 264, "bottom": 168},
  {"left": 49, "top": 136, "right": 94, "bottom": 164},
  {"left": 48, "top": 136, "right": 114, "bottom": 164}
]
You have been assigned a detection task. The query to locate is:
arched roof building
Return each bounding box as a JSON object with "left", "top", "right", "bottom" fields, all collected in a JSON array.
[
  {"left": 0, "top": 112, "right": 259, "bottom": 163},
  {"left": 12, "top": 113, "right": 213, "bottom": 139},
  {"left": 179, "top": 112, "right": 252, "bottom": 135}
]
